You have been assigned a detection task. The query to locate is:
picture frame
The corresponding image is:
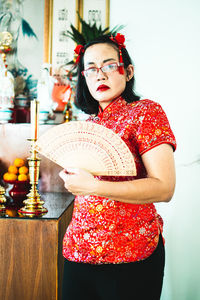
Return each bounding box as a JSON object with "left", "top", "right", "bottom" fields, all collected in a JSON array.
[
  {"left": 44, "top": 0, "right": 110, "bottom": 74},
  {"left": 44, "top": 0, "right": 79, "bottom": 75}
]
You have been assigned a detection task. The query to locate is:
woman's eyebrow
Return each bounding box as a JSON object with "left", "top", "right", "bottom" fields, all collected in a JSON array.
[
  {"left": 85, "top": 58, "right": 117, "bottom": 67},
  {"left": 103, "top": 58, "right": 116, "bottom": 63}
]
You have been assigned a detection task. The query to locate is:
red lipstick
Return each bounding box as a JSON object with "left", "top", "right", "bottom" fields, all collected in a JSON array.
[{"left": 97, "top": 84, "right": 110, "bottom": 91}]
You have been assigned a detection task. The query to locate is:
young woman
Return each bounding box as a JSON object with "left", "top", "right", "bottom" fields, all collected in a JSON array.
[{"left": 59, "top": 34, "right": 176, "bottom": 300}]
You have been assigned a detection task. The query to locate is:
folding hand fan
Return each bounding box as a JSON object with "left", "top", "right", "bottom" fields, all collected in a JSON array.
[{"left": 34, "top": 121, "right": 136, "bottom": 176}]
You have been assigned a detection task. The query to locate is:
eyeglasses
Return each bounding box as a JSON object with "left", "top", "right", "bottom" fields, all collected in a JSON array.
[{"left": 81, "top": 62, "right": 124, "bottom": 78}]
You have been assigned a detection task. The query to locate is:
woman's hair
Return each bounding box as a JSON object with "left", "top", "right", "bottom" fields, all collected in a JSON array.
[{"left": 75, "top": 35, "right": 140, "bottom": 115}]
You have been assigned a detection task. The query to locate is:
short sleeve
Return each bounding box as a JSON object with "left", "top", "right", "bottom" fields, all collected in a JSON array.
[{"left": 136, "top": 101, "right": 177, "bottom": 155}]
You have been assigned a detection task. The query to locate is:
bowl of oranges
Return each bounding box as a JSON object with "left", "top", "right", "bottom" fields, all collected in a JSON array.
[
  {"left": 3, "top": 158, "right": 29, "bottom": 183},
  {"left": 3, "top": 158, "right": 30, "bottom": 209}
]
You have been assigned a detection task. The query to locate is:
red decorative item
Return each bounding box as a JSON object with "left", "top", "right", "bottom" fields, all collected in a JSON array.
[
  {"left": 11, "top": 107, "right": 30, "bottom": 123},
  {"left": 0, "top": 47, "right": 11, "bottom": 54},
  {"left": 4, "top": 180, "right": 30, "bottom": 209},
  {"left": 110, "top": 33, "right": 126, "bottom": 49},
  {"left": 118, "top": 50, "right": 124, "bottom": 74},
  {"left": 74, "top": 44, "right": 85, "bottom": 63},
  {"left": 52, "top": 83, "right": 72, "bottom": 111},
  {"left": 110, "top": 33, "right": 126, "bottom": 74},
  {"left": 111, "top": 33, "right": 126, "bottom": 48}
]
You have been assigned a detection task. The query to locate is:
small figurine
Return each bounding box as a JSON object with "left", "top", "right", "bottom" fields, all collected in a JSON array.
[
  {"left": 37, "top": 63, "right": 56, "bottom": 122},
  {"left": 0, "top": 63, "right": 14, "bottom": 109}
]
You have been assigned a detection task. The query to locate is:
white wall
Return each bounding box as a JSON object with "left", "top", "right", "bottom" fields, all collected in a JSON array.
[{"left": 110, "top": 0, "right": 200, "bottom": 299}]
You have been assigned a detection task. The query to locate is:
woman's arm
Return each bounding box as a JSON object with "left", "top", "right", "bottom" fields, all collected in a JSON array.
[{"left": 59, "top": 143, "right": 176, "bottom": 204}]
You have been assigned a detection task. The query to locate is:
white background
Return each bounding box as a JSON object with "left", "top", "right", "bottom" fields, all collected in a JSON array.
[{"left": 110, "top": 0, "right": 200, "bottom": 299}]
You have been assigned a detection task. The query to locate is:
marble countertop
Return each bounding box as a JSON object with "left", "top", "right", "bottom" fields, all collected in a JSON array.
[{"left": 1, "top": 192, "right": 74, "bottom": 220}]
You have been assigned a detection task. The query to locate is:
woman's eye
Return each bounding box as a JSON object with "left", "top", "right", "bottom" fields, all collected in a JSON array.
[
  {"left": 104, "top": 64, "right": 117, "bottom": 71},
  {"left": 88, "top": 68, "right": 97, "bottom": 73}
]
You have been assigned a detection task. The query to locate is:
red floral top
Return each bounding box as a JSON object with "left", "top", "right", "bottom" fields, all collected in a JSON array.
[{"left": 63, "top": 97, "right": 176, "bottom": 264}]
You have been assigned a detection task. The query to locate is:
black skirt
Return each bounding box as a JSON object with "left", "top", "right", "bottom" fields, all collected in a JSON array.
[{"left": 62, "top": 234, "right": 165, "bottom": 300}]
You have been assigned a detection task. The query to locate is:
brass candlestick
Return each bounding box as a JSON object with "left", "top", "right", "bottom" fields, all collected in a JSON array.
[
  {"left": 18, "top": 100, "right": 48, "bottom": 217},
  {"left": 0, "top": 185, "right": 6, "bottom": 216}
]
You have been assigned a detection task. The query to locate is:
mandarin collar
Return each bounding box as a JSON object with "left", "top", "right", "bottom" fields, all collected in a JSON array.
[{"left": 96, "top": 96, "right": 126, "bottom": 120}]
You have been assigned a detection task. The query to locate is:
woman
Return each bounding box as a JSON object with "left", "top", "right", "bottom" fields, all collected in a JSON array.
[{"left": 59, "top": 34, "right": 176, "bottom": 300}]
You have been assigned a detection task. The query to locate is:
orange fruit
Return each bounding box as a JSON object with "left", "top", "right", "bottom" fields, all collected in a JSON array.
[
  {"left": 3, "top": 172, "right": 17, "bottom": 181},
  {"left": 19, "top": 166, "right": 29, "bottom": 174},
  {"left": 8, "top": 165, "right": 18, "bottom": 174},
  {"left": 18, "top": 174, "right": 28, "bottom": 181},
  {"left": 6, "top": 208, "right": 18, "bottom": 217},
  {"left": 14, "top": 158, "right": 25, "bottom": 167}
]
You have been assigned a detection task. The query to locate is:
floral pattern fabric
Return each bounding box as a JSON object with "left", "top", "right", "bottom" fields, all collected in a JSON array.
[{"left": 63, "top": 97, "right": 176, "bottom": 264}]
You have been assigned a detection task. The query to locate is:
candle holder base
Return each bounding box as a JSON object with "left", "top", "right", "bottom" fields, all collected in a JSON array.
[
  {"left": 18, "top": 206, "right": 48, "bottom": 218},
  {"left": 18, "top": 187, "right": 48, "bottom": 218}
]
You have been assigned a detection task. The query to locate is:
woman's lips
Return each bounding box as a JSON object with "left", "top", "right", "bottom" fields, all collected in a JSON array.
[{"left": 97, "top": 85, "right": 110, "bottom": 91}]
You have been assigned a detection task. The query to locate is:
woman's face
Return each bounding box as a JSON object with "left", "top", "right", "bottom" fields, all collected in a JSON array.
[{"left": 83, "top": 43, "right": 128, "bottom": 109}]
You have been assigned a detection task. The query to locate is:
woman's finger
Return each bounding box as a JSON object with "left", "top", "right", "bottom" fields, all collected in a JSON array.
[
  {"left": 59, "top": 170, "right": 69, "bottom": 181},
  {"left": 65, "top": 167, "right": 80, "bottom": 174}
]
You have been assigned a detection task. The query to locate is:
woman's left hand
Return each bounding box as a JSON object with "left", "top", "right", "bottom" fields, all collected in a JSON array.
[{"left": 59, "top": 168, "right": 98, "bottom": 196}]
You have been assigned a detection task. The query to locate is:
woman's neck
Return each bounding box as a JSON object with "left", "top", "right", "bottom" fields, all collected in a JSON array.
[{"left": 99, "top": 95, "right": 123, "bottom": 111}]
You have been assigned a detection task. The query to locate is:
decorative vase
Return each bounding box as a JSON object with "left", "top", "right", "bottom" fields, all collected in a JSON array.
[{"left": 4, "top": 180, "right": 30, "bottom": 209}]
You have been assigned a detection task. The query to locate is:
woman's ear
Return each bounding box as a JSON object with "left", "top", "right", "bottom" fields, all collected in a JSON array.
[{"left": 126, "top": 64, "right": 134, "bottom": 81}]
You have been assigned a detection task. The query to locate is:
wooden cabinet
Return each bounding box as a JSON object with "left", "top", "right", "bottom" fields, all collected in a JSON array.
[{"left": 0, "top": 193, "right": 74, "bottom": 300}]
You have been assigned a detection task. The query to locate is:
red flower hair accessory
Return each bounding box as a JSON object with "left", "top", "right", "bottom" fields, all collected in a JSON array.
[
  {"left": 74, "top": 44, "right": 85, "bottom": 64},
  {"left": 110, "top": 33, "right": 126, "bottom": 74},
  {"left": 110, "top": 33, "right": 126, "bottom": 49}
]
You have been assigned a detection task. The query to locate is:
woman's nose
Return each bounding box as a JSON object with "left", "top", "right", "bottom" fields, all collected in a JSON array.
[{"left": 96, "top": 68, "right": 107, "bottom": 80}]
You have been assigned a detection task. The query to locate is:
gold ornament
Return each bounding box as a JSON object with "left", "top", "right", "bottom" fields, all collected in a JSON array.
[
  {"left": 0, "top": 31, "right": 13, "bottom": 50},
  {"left": 0, "top": 185, "right": 6, "bottom": 216}
]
